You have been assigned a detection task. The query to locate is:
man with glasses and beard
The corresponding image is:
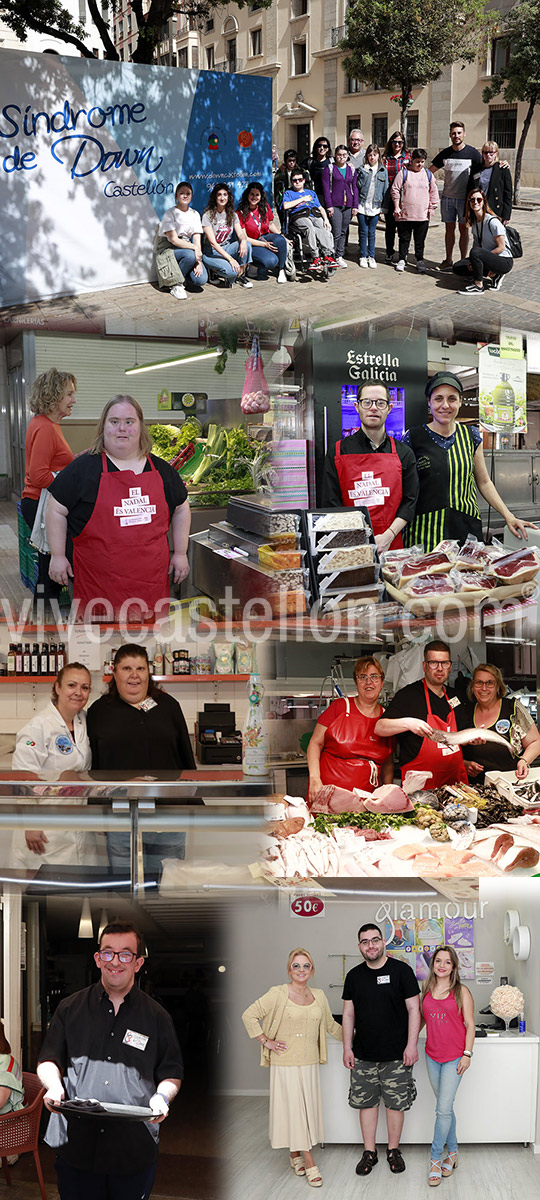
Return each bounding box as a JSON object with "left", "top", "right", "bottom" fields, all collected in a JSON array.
[
  {"left": 342, "top": 923, "right": 420, "bottom": 1176},
  {"left": 321, "top": 380, "right": 419, "bottom": 553},
  {"left": 37, "top": 923, "right": 183, "bottom": 1200},
  {"left": 375, "top": 640, "right": 470, "bottom": 787}
]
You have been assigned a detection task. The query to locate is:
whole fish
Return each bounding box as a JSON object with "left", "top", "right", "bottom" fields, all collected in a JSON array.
[{"left": 430, "top": 727, "right": 509, "bottom": 749}]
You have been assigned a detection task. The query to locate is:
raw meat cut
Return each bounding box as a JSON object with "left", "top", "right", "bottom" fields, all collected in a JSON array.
[
  {"left": 363, "top": 784, "right": 414, "bottom": 813},
  {"left": 492, "top": 549, "right": 540, "bottom": 585}
]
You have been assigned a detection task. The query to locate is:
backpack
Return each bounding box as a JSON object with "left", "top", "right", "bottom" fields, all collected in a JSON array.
[{"left": 486, "top": 217, "right": 522, "bottom": 259}]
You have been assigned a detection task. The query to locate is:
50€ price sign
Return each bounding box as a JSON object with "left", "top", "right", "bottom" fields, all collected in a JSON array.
[{"left": 291, "top": 896, "right": 325, "bottom": 918}]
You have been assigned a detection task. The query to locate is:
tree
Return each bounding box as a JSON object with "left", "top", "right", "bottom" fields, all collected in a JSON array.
[
  {"left": 341, "top": 0, "right": 493, "bottom": 137},
  {"left": 0, "top": 0, "right": 271, "bottom": 65},
  {"left": 482, "top": 1, "right": 540, "bottom": 203}
]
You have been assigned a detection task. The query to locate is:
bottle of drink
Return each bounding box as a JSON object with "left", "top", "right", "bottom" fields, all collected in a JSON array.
[
  {"left": 242, "top": 673, "right": 268, "bottom": 777},
  {"left": 49, "top": 644, "right": 57, "bottom": 675},
  {"left": 40, "top": 643, "right": 49, "bottom": 675},
  {"left": 153, "top": 644, "right": 164, "bottom": 675},
  {"left": 7, "top": 645, "right": 15, "bottom": 675},
  {"left": 31, "top": 643, "right": 39, "bottom": 675},
  {"left": 173, "top": 651, "right": 181, "bottom": 676},
  {"left": 491, "top": 373, "right": 516, "bottom": 430},
  {"left": 23, "top": 643, "right": 31, "bottom": 674},
  {"left": 15, "top": 644, "right": 23, "bottom": 674},
  {"left": 57, "top": 642, "right": 66, "bottom": 671}
]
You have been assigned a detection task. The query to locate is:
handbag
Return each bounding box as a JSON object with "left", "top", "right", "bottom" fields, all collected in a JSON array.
[{"left": 29, "top": 488, "right": 51, "bottom": 554}]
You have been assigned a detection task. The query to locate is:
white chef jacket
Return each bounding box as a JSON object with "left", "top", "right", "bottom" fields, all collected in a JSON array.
[{"left": 11, "top": 702, "right": 100, "bottom": 867}]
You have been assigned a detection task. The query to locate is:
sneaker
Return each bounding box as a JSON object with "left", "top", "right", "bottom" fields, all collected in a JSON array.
[
  {"left": 368, "top": 257, "right": 377, "bottom": 269},
  {"left": 458, "top": 282, "right": 484, "bottom": 295},
  {"left": 277, "top": 269, "right": 287, "bottom": 284},
  {"left": 236, "top": 275, "right": 253, "bottom": 288},
  {"left": 417, "top": 260, "right": 427, "bottom": 274},
  {"left": 439, "top": 258, "right": 453, "bottom": 270},
  {"left": 324, "top": 255, "right": 338, "bottom": 268},
  {"left": 170, "top": 284, "right": 187, "bottom": 300},
  {"left": 395, "top": 260, "right": 406, "bottom": 272},
  {"left": 385, "top": 252, "right": 395, "bottom": 264},
  {"left": 309, "top": 257, "right": 323, "bottom": 271},
  {"left": 336, "top": 257, "right": 348, "bottom": 268},
  {"left": 490, "top": 273, "right": 504, "bottom": 291},
  {"left": 359, "top": 257, "right": 368, "bottom": 268}
]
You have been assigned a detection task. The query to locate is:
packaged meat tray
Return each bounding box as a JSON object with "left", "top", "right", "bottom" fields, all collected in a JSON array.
[
  {"left": 491, "top": 548, "right": 540, "bottom": 585},
  {"left": 317, "top": 545, "right": 375, "bottom": 573},
  {"left": 398, "top": 550, "right": 455, "bottom": 584}
]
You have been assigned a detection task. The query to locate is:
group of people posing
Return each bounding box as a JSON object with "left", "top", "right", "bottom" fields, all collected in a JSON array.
[
  {"left": 307, "top": 643, "right": 540, "bottom": 801},
  {"left": 243, "top": 928, "right": 474, "bottom": 1187},
  {"left": 322, "top": 372, "right": 535, "bottom": 554},
  {"left": 10, "top": 647, "right": 195, "bottom": 874}
]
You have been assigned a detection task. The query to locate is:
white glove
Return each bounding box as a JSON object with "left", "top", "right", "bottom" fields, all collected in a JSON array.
[{"left": 149, "top": 1092, "right": 169, "bottom": 1119}]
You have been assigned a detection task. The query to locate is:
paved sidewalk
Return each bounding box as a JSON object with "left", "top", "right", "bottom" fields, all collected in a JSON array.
[{"left": 1, "top": 194, "right": 540, "bottom": 338}]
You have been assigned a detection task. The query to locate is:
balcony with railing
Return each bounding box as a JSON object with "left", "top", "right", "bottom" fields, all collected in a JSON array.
[
  {"left": 331, "top": 25, "right": 346, "bottom": 46},
  {"left": 214, "top": 58, "right": 244, "bottom": 72}
]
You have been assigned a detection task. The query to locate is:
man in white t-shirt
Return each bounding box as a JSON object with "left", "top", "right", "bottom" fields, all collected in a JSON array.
[{"left": 158, "top": 181, "right": 208, "bottom": 299}]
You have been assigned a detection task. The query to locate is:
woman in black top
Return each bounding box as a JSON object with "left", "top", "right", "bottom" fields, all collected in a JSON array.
[
  {"left": 304, "top": 137, "right": 333, "bottom": 206},
  {"left": 457, "top": 663, "right": 540, "bottom": 781},
  {"left": 467, "top": 142, "right": 512, "bottom": 223}
]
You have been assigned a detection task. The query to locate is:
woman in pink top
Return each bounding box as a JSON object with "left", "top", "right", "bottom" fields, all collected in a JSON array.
[
  {"left": 421, "top": 945, "right": 475, "bottom": 1187},
  {"left": 391, "top": 147, "right": 439, "bottom": 274}
]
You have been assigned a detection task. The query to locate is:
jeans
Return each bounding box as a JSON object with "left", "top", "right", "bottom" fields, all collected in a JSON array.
[
  {"left": 357, "top": 212, "right": 380, "bottom": 259},
  {"left": 107, "top": 832, "right": 186, "bottom": 880},
  {"left": 202, "top": 238, "right": 252, "bottom": 282},
  {"left": 56, "top": 1158, "right": 157, "bottom": 1200},
  {"left": 251, "top": 233, "right": 288, "bottom": 277},
  {"left": 397, "top": 219, "right": 429, "bottom": 263},
  {"left": 453, "top": 247, "right": 513, "bottom": 284},
  {"left": 329, "top": 207, "right": 352, "bottom": 258},
  {"left": 425, "top": 1055, "right": 463, "bottom": 1160},
  {"left": 172, "top": 246, "right": 208, "bottom": 288}
]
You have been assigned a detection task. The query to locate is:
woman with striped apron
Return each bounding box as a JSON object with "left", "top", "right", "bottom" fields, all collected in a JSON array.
[{"left": 402, "top": 371, "right": 534, "bottom": 552}]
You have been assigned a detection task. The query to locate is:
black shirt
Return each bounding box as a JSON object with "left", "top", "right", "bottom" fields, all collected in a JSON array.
[
  {"left": 49, "top": 453, "right": 188, "bottom": 539},
  {"left": 38, "top": 981, "right": 183, "bottom": 1174},
  {"left": 431, "top": 144, "right": 483, "bottom": 200},
  {"left": 342, "top": 957, "right": 420, "bottom": 1061},
  {"left": 383, "top": 679, "right": 461, "bottom": 771},
  {"left": 321, "top": 430, "right": 419, "bottom": 521},
  {"left": 87, "top": 690, "right": 196, "bottom": 773}
]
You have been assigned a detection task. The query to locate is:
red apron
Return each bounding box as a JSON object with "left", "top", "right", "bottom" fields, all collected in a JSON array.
[
  {"left": 334, "top": 438, "right": 403, "bottom": 549},
  {"left": 404, "top": 681, "right": 468, "bottom": 788},
  {"left": 319, "top": 696, "right": 391, "bottom": 792},
  {"left": 72, "top": 453, "right": 170, "bottom": 620}
]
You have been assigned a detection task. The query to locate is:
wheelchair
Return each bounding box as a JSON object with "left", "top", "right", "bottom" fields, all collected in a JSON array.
[{"left": 281, "top": 211, "right": 337, "bottom": 281}]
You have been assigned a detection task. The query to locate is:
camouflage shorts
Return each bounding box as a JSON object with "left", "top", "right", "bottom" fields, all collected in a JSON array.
[{"left": 348, "top": 1059, "right": 417, "bottom": 1111}]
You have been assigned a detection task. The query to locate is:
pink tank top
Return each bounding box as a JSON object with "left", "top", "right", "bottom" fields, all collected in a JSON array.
[{"left": 422, "top": 990, "right": 466, "bottom": 1063}]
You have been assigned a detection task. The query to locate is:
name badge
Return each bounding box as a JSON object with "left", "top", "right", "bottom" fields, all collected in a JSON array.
[
  {"left": 377, "top": 974, "right": 390, "bottom": 985},
  {"left": 140, "top": 697, "right": 157, "bottom": 713},
  {"left": 495, "top": 719, "right": 510, "bottom": 734},
  {"left": 448, "top": 696, "right": 459, "bottom": 709},
  {"left": 123, "top": 1029, "right": 149, "bottom": 1051}
]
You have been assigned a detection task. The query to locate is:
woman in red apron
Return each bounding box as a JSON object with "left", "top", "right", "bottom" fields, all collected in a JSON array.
[
  {"left": 47, "top": 397, "right": 191, "bottom": 621},
  {"left": 405, "top": 680, "right": 468, "bottom": 788},
  {"left": 307, "top": 656, "right": 393, "bottom": 804}
]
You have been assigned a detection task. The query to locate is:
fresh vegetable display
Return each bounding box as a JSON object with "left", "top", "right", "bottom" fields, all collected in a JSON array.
[
  {"left": 149, "top": 419, "right": 202, "bottom": 461},
  {"left": 312, "top": 810, "right": 418, "bottom": 836},
  {"left": 150, "top": 419, "right": 268, "bottom": 506}
]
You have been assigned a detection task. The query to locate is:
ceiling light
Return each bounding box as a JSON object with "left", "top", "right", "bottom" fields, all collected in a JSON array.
[
  {"left": 125, "top": 349, "right": 222, "bottom": 375},
  {"left": 78, "top": 897, "right": 93, "bottom": 939}
]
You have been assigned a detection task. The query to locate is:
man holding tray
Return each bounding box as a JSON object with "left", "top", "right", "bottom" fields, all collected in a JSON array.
[
  {"left": 321, "top": 380, "right": 419, "bottom": 553},
  {"left": 37, "top": 922, "right": 183, "bottom": 1200}
]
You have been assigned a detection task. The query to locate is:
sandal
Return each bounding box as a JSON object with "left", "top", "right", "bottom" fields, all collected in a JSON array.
[
  {"left": 387, "top": 1147, "right": 406, "bottom": 1173},
  {"left": 305, "top": 1165, "right": 323, "bottom": 1187},
  {"left": 290, "top": 1154, "right": 306, "bottom": 1176},
  {"left": 355, "top": 1150, "right": 378, "bottom": 1175},
  {"left": 429, "top": 1159, "right": 442, "bottom": 1187},
  {"left": 441, "top": 1151, "right": 458, "bottom": 1176}
]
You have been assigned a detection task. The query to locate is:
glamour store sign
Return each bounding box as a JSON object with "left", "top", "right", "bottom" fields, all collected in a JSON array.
[{"left": 0, "top": 49, "right": 271, "bottom": 305}]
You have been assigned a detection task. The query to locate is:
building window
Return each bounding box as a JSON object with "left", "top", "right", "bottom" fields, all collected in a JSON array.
[
  {"left": 347, "top": 116, "right": 361, "bottom": 139},
  {"left": 292, "top": 40, "right": 307, "bottom": 75},
  {"left": 178, "top": 47, "right": 188, "bottom": 68},
  {"left": 227, "top": 37, "right": 237, "bottom": 71},
  {"left": 127, "top": 42, "right": 132, "bottom": 58},
  {"left": 206, "top": 45, "right": 215, "bottom": 69},
  {"left": 127, "top": 13, "right": 131, "bottom": 31},
  {"left": 372, "top": 114, "right": 387, "bottom": 147},
  {"left": 205, "top": 18, "right": 214, "bottom": 31},
  {"left": 291, "top": 0, "right": 308, "bottom": 14},
  {"left": 250, "top": 1, "right": 265, "bottom": 9},
  {"left": 491, "top": 37, "right": 511, "bottom": 75},
  {"left": 250, "top": 28, "right": 262, "bottom": 55},
  {"left": 489, "top": 104, "right": 517, "bottom": 148},
  {"left": 345, "top": 74, "right": 362, "bottom": 94},
  {"left": 405, "top": 110, "right": 418, "bottom": 147},
  {"left": 192, "top": 46, "right": 199, "bottom": 68}
]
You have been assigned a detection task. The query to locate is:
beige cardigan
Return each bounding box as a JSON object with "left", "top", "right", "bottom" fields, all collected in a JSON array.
[{"left": 242, "top": 983, "right": 343, "bottom": 1068}]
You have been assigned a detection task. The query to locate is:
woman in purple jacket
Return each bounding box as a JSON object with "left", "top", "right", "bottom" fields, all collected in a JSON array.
[{"left": 322, "top": 145, "right": 359, "bottom": 268}]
